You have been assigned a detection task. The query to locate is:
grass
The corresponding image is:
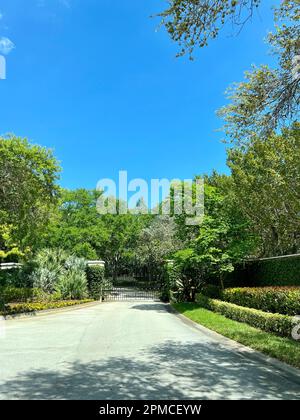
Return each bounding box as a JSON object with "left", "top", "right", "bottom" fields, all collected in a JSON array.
[{"left": 173, "top": 303, "right": 300, "bottom": 369}]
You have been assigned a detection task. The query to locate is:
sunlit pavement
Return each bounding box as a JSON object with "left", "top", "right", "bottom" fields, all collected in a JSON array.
[{"left": 0, "top": 302, "right": 299, "bottom": 400}]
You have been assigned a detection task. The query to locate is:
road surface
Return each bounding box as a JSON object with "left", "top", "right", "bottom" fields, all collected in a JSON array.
[{"left": 0, "top": 302, "right": 299, "bottom": 400}]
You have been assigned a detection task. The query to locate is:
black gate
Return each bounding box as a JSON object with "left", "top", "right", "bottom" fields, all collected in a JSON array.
[{"left": 102, "top": 276, "right": 160, "bottom": 302}]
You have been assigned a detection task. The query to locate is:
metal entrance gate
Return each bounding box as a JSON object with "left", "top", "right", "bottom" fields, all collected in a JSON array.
[{"left": 102, "top": 277, "right": 160, "bottom": 302}]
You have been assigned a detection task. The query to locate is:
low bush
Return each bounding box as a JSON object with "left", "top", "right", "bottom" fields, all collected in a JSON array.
[
  {"left": 0, "top": 287, "right": 43, "bottom": 303},
  {"left": 222, "top": 287, "right": 300, "bottom": 316},
  {"left": 1, "top": 299, "right": 93, "bottom": 316},
  {"left": 0, "top": 286, "right": 62, "bottom": 304},
  {"left": 196, "top": 294, "right": 297, "bottom": 338}
]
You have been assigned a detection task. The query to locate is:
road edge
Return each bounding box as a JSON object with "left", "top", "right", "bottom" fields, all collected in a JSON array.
[{"left": 168, "top": 304, "right": 300, "bottom": 386}]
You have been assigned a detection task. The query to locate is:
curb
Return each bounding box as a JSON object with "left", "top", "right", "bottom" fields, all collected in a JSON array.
[
  {"left": 2, "top": 301, "right": 102, "bottom": 322},
  {"left": 169, "top": 304, "right": 300, "bottom": 386}
]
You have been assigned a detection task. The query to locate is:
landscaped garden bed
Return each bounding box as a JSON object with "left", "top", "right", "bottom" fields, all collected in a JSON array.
[
  {"left": 0, "top": 249, "right": 106, "bottom": 317},
  {"left": 1, "top": 299, "right": 94, "bottom": 316}
]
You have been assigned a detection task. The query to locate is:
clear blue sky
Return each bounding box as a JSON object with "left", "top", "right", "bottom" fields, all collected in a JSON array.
[{"left": 0, "top": 0, "right": 277, "bottom": 190}]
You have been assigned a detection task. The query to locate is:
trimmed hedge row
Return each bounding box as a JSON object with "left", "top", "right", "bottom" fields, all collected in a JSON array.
[
  {"left": 196, "top": 294, "right": 297, "bottom": 338},
  {"left": 1, "top": 299, "right": 93, "bottom": 316},
  {"left": 0, "top": 287, "right": 48, "bottom": 304},
  {"left": 222, "top": 287, "right": 300, "bottom": 316}
]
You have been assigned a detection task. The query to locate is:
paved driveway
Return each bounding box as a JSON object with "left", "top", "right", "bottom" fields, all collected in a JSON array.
[{"left": 0, "top": 302, "right": 299, "bottom": 400}]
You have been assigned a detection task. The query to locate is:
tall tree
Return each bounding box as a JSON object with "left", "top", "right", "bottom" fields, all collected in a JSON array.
[
  {"left": 228, "top": 124, "right": 300, "bottom": 256},
  {"left": 218, "top": 1, "right": 300, "bottom": 141},
  {"left": 159, "top": 0, "right": 262, "bottom": 58},
  {"left": 0, "top": 135, "right": 60, "bottom": 257}
]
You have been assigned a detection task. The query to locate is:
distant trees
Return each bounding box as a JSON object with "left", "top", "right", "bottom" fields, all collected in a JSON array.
[
  {"left": 43, "top": 189, "right": 151, "bottom": 277},
  {"left": 135, "top": 216, "right": 183, "bottom": 281}
]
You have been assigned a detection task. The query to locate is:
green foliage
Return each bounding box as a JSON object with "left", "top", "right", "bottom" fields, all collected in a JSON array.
[
  {"left": 196, "top": 294, "right": 297, "bottom": 338},
  {"left": 159, "top": 0, "right": 262, "bottom": 58},
  {"left": 222, "top": 287, "right": 300, "bottom": 316},
  {"left": 135, "top": 217, "right": 182, "bottom": 282},
  {"left": 218, "top": 2, "right": 299, "bottom": 138},
  {"left": 55, "top": 270, "right": 88, "bottom": 300},
  {"left": 0, "top": 287, "right": 43, "bottom": 304},
  {"left": 1, "top": 299, "right": 93, "bottom": 316},
  {"left": 160, "top": 262, "right": 180, "bottom": 302},
  {"left": 42, "top": 189, "right": 150, "bottom": 277},
  {"left": 171, "top": 178, "right": 256, "bottom": 292},
  {"left": 228, "top": 254, "right": 300, "bottom": 287},
  {"left": 65, "top": 255, "right": 87, "bottom": 272},
  {"left": 201, "top": 284, "right": 222, "bottom": 299},
  {"left": 31, "top": 248, "right": 69, "bottom": 293},
  {"left": 30, "top": 248, "right": 89, "bottom": 300},
  {"left": 253, "top": 256, "right": 300, "bottom": 287},
  {"left": 86, "top": 265, "right": 106, "bottom": 299},
  {"left": 0, "top": 135, "right": 60, "bottom": 254},
  {"left": 227, "top": 125, "right": 300, "bottom": 256},
  {"left": 31, "top": 269, "right": 58, "bottom": 294}
]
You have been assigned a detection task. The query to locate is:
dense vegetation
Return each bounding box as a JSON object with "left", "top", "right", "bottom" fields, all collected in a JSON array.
[
  {"left": 0, "top": 1, "right": 299, "bottom": 319},
  {"left": 222, "top": 287, "right": 300, "bottom": 316}
]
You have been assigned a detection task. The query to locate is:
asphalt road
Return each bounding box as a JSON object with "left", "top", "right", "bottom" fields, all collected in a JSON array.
[{"left": 0, "top": 302, "right": 299, "bottom": 400}]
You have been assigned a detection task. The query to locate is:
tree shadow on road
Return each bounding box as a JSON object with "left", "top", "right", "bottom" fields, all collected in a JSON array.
[
  {"left": 131, "top": 304, "right": 171, "bottom": 313},
  {"left": 1, "top": 341, "right": 299, "bottom": 400}
]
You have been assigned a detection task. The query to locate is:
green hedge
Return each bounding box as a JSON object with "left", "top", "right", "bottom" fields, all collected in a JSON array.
[
  {"left": 226, "top": 255, "right": 300, "bottom": 287},
  {"left": 86, "top": 265, "right": 106, "bottom": 299},
  {"left": 196, "top": 294, "right": 297, "bottom": 338},
  {"left": 0, "top": 287, "right": 45, "bottom": 304},
  {"left": 222, "top": 287, "right": 300, "bottom": 316},
  {"left": 201, "top": 284, "right": 222, "bottom": 299},
  {"left": 1, "top": 299, "right": 93, "bottom": 316}
]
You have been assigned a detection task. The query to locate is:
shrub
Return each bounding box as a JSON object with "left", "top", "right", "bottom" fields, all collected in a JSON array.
[
  {"left": 31, "top": 268, "right": 58, "bottom": 294},
  {"left": 201, "top": 284, "right": 222, "bottom": 299},
  {"left": 35, "top": 248, "right": 69, "bottom": 274},
  {"left": 0, "top": 286, "right": 63, "bottom": 304},
  {"left": 31, "top": 248, "right": 69, "bottom": 293},
  {"left": 1, "top": 299, "right": 93, "bottom": 316},
  {"left": 55, "top": 270, "right": 88, "bottom": 300},
  {"left": 0, "top": 287, "right": 43, "bottom": 303},
  {"left": 0, "top": 262, "right": 35, "bottom": 288},
  {"left": 222, "top": 287, "right": 300, "bottom": 316},
  {"left": 65, "top": 255, "right": 87, "bottom": 272},
  {"left": 86, "top": 265, "right": 105, "bottom": 299},
  {"left": 31, "top": 249, "right": 88, "bottom": 297},
  {"left": 196, "top": 294, "right": 297, "bottom": 338}
]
